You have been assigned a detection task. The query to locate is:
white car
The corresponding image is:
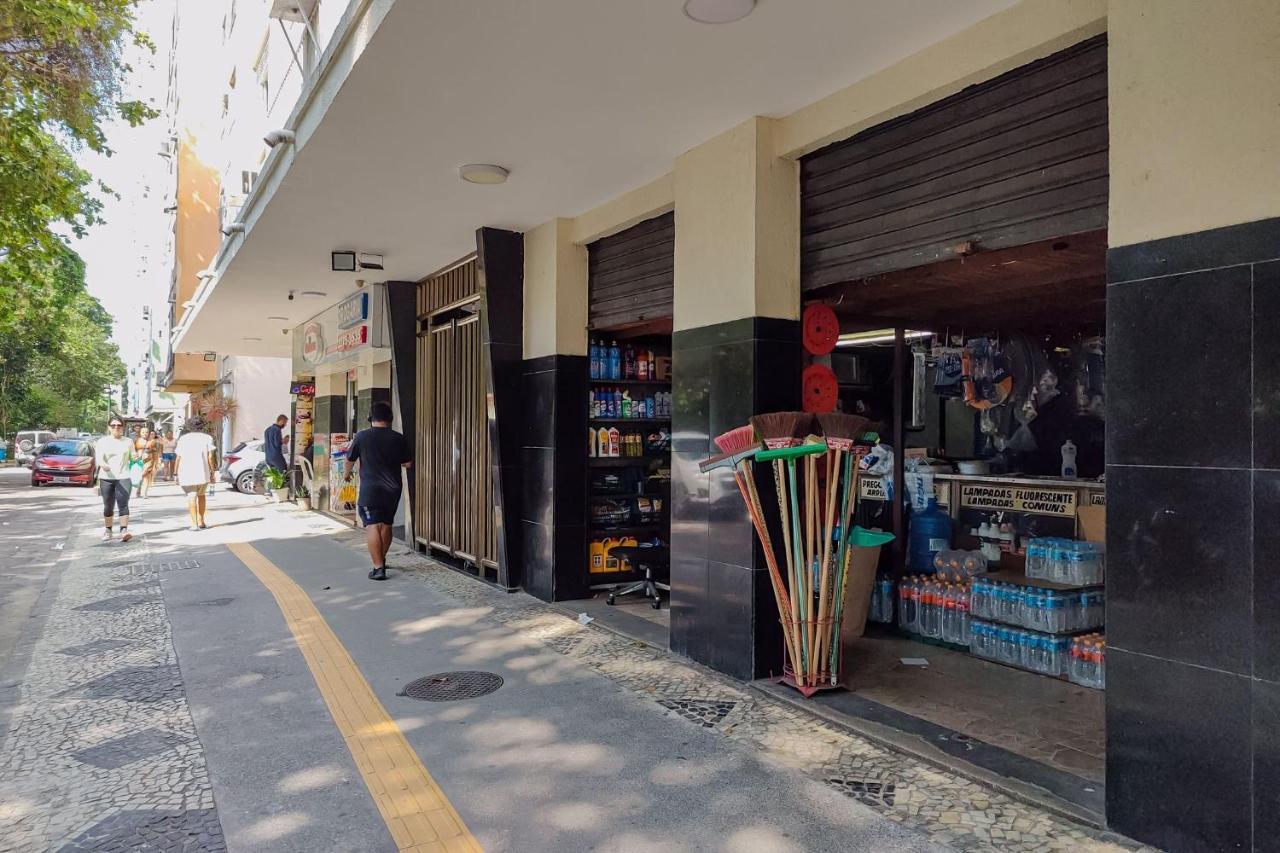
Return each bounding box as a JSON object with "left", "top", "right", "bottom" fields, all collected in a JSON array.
[
  {"left": 14, "top": 430, "right": 56, "bottom": 466},
  {"left": 220, "top": 439, "right": 267, "bottom": 493}
]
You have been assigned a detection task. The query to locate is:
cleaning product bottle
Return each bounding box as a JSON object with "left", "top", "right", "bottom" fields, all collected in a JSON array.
[
  {"left": 589, "top": 338, "right": 600, "bottom": 379},
  {"left": 608, "top": 341, "right": 621, "bottom": 380},
  {"left": 589, "top": 539, "right": 605, "bottom": 572},
  {"left": 608, "top": 426, "right": 621, "bottom": 457},
  {"left": 588, "top": 427, "right": 597, "bottom": 458},
  {"left": 621, "top": 390, "right": 632, "bottom": 419},
  {"left": 623, "top": 343, "right": 636, "bottom": 380},
  {"left": 636, "top": 349, "right": 648, "bottom": 381},
  {"left": 597, "top": 426, "right": 610, "bottom": 457},
  {"left": 1061, "top": 439, "right": 1078, "bottom": 478}
]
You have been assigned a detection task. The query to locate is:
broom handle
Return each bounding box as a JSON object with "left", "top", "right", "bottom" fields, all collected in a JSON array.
[
  {"left": 805, "top": 454, "right": 818, "bottom": 682},
  {"left": 830, "top": 457, "right": 860, "bottom": 678},
  {"left": 815, "top": 448, "right": 840, "bottom": 681},
  {"left": 774, "top": 459, "right": 800, "bottom": 647},
  {"left": 735, "top": 463, "right": 800, "bottom": 674},
  {"left": 786, "top": 457, "right": 809, "bottom": 682}
]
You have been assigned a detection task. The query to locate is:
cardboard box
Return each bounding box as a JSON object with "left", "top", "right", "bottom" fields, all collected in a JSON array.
[
  {"left": 654, "top": 356, "right": 672, "bottom": 381},
  {"left": 1077, "top": 504, "right": 1105, "bottom": 543}
]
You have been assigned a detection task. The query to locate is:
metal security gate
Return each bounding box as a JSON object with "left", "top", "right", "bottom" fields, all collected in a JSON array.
[{"left": 416, "top": 259, "right": 498, "bottom": 572}]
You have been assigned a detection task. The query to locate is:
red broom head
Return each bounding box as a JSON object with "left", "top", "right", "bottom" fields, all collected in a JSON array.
[
  {"left": 714, "top": 425, "right": 757, "bottom": 455},
  {"left": 816, "top": 412, "right": 872, "bottom": 451},
  {"left": 750, "top": 412, "right": 812, "bottom": 449}
]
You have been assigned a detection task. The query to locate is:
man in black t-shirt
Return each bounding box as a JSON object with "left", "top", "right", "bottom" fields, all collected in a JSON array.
[{"left": 343, "top": 401, "right": 413, "bottom": 581}]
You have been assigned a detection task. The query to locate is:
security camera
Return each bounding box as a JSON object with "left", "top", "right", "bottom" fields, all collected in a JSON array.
[
  {"left": 221, "top": 222, "right": 245, "bottom": 236},
  {"left": 263, "top": 129, "right": 296, "bottom": 148},
  {"left": 355, "top": 279, "right": 366, "bottom": 289},
  {"left": 282, "top": 328, "right": 290, "bottom": 336},
  {"left": 287, "top": 290, "right": 295, "bottom": 301},
  {"left": 356, "top": 253, "right": 384, "bottom": 271}
]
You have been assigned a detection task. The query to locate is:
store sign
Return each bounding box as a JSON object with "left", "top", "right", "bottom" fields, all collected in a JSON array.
[
  {"left": 291, "top": 284, "right": 386, "bottom": 368},
  {"left": 960, "top": 484, "right": 1077, "bottom": 517},
  {"left": 1089, "top": 491, "right": 1106, "bottom": 506},
  {"left": 337, "top": 292, "right": 368, "bottom": 329},
  {"left": 290, "top": 381, "right": 316, "bottom": 396},
  {"left": 300, "top": 323, "right": 325, "bottom": 365}
]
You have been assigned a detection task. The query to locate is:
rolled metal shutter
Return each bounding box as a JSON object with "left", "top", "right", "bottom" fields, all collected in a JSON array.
[
  {"left": 588, "top": 212, "right": 674, "bottom": 330},
  {"left": 801, "top": 35, "right": 1108, "bottom": 291}
]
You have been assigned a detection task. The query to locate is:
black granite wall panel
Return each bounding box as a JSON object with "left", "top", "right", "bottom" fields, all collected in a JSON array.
[
  {"left": 1105, "top": 215, "right": 1280, "bottom": 852},
  {"left": 669, "top": 317, "right": 800, "bottom": 681},
  {"left": 520, "top": 354, "right": 588, "bottom": 602}
]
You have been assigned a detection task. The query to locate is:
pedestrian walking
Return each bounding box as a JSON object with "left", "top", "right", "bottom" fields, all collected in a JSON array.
[
  {"left": 161, "top": 430, "right": 177, "bottom": 480},
  {"left": 263, "top": 414, "right": 289, "bottom": 473},
  {"left": 94, "top": 418, "right": 136, "bottom": 543},
  {"left": 342, "top": 401, "right": 412, "bottom": 581},
  {"left": 137, "top": 427, "right": 161, "bottom": 498},
  {"left": 175, "top": 418, "right": 217, "bottom": 531}
]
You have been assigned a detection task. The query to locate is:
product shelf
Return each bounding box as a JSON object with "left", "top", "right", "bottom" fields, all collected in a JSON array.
[
  {"left": 588, "top": 523, "right": 665, "bottom": 536},
  {"left": 587, "top": 455, "right": 667, "bottom": 467},
  {"left": 589, "top": 378, "right": 671, "bottom": 387},
  {"left": 983, "top": 568, "right": 1103, "bottom": 592},
  {"left": 588, "top": 418, "right": 671, "bottom": 425}
]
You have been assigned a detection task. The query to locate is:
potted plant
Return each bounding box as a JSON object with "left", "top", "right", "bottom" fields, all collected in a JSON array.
[
  {"left": 295, "top": 482, "right": 311, "bottom": 511},
  {"left": 262, "top": 466, "right": 288, "bottom": 503}
]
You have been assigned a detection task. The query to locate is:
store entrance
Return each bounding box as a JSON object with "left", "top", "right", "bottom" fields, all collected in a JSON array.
[
  {"left": 572, "top": 325, "right": 673, "bottom": 644},
  {"left": 798, "top": 229, "right": 1108, "bottom": 810}
]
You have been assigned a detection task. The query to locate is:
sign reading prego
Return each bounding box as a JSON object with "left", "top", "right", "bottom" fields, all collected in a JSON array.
[
  {"left": 859, "top": 475, "right": 949, "bottom": 506},
  {"left": 960, "top": 483, "right": 1077, "bottom": 517}
]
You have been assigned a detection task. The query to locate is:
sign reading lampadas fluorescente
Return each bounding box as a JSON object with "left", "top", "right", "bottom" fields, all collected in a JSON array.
[{"left": 960, "top": 484, "right": 1077, "bottom": 517}]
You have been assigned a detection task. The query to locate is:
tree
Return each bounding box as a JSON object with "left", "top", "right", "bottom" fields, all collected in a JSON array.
[
  {"left": 0, "top": 242, "right": 124, "bottom": 437},
  {"left": 0, "top": 0, "right": 158, "bottom": 283}
]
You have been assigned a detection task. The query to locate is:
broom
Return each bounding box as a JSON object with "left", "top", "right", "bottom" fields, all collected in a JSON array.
[
  {"left": 710, "top": 426, "right": 802, "bottom": 675},
  {"left": 750, "top": 412, "right": 812, "bottom": 682},
  {"left": 816, "top": 413, "right": 871, "bottom": 683}
]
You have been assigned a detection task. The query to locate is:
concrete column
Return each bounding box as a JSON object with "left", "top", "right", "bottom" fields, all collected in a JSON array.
[
  {"left": 669, "top": 117, "right": 802, "bottom": 680},
  {"left": 1104, "top": 3, "right": 1280, "bottom": 850}
]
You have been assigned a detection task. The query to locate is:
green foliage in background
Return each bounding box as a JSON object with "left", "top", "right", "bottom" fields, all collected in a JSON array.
[
  {"left": 0, "top": 1, "right": 155, "bottom": 436},
  {"left": 0, "top": 243, "right": 124, "bottom": 437}
]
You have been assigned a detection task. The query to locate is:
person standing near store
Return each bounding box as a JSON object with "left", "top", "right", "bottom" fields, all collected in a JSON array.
[
  {"left": 94, "top": 419, "right": 136, "bottom": 543},
  {"left": 342, "top": 401, "right": 412, "bottom": 581},
  {"left": 161, "top": 430, "right": 177, "bottom": 480},
  {"left": 263, "top": 414, "right": 289, "bottom": 473},
  {"left": 175, "top": 418, "right": 217, "bottom": 531}
]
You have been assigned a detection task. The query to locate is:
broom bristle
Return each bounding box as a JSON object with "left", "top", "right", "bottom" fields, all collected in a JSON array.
[
  {"left": 714, "top": 425, "right": 757, "bottom": 455},
  {"left": 750, "top": 412, "right": 811, "bottom": 449},
  {"left": 816, "top": 412, "right": 872, "bottom": 450}
]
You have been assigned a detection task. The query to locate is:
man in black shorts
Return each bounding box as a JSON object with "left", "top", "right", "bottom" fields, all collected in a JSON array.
[{"left": 342, "top": 401, "right": 413, "bottom": 581}]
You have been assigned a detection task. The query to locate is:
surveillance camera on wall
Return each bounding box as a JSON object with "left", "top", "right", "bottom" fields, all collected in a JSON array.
[
  {"left": 263, "top": 129, "right": 296, "bottom": 148},
  {"left": 221, "top": 222, "right": 245, "bottom": 236}
]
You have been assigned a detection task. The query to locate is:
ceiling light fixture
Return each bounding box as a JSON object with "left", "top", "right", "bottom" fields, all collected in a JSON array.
[
  {"left": 267, "top": 315, "right": 288, "bottom": 321},
  {"left": 459, "top": 163, "right": 509, "bottom": 185},
  {"left": 683, "top": 0, "right": 755, "bottom": 24},
  {"left": 300, "top": 290, "right": 327, "bottom": 298},
  {"left": 243, "top": 336, "right": 263, "bottom": 341},
  {"left": 836, "top": 329, "right": 933, "bottom": 348}
]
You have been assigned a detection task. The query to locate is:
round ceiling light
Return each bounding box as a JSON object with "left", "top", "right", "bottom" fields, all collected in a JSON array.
[
  {"left": 683, "top": 0, "right": 755, "bottom": 24},
  {"left": 459, "top": 164, "right": 510, "bottom": 185}
]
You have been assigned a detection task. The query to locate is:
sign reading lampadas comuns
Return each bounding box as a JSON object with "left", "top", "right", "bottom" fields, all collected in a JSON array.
[
  {"left": 292, "top": 285, "right": 388, "bottom": 369},
  {"left": 960, "top": 483, "right": 1077, "bottom": 517}
]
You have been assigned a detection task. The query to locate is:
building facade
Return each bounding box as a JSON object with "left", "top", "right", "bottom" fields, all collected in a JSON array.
[{"left": 172, "top": 2, "right": 1280, "bottom": 850}]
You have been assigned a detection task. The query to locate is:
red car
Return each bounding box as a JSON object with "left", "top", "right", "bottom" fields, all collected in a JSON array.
[{"left": 30, "top": 439, "right": 98, "bottom": 487}]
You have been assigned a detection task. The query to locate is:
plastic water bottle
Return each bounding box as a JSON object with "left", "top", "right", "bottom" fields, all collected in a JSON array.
[
  {"left": 899, "top": 578, "right": 916, "bottom": 633},
  {"left": 1061, "top": 439, "right": 1078, "bottom": 478},
  {"left": 956, "top": 588, "right": 970, "bottom": 645}
]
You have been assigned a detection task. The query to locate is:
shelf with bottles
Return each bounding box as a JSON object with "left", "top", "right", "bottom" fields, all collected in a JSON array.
[
  {"left": 588, "top": 455, "right": 667, "bottom": 467},
  {"left": 588, "top": 389, "right": 673, "bottom": 421},
  {"left": 589, "top": 338, "right": 670, "bottom": 384},
  {"left": 589, "top": 468, "right": 669, "bottom": 498}
]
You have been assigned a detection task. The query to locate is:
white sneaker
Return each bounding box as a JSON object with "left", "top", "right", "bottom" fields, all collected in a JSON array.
[{"left": 101, "top": 529, "right": 112, "bottom": 542}]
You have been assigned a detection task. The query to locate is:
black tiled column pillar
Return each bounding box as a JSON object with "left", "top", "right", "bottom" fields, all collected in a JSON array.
[
  {"left": 476, "top": 227, "right": 525, "bottom": 590},
  {"left": 669, "top": 317, "right": 800, "bottom": 681},
  {"left": 520, "top": 355, "right": 588, "bottom": 602},
  {"left": 1105, "top": 216, "right": 1280, "bottom": 852}
]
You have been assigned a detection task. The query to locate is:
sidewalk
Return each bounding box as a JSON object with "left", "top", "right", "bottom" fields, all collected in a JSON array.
[{"left": 0, "top": 481, "right": 1153, "bottom": 852}]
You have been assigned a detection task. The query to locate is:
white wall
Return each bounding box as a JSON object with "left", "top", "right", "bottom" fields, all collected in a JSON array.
[{"left": 222, "top": 355, "right": 293, "bottom": 446}]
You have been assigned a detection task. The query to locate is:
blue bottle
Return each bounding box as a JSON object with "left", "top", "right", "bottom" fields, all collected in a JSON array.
[
  {"left": 608, "top": 341, "right": 621, "bottom": 380},
  {"left": 908, "top": 498, "right": 952, "bottom": 571},
  {"left": 590, "top": 339, "right": 601, "bottom": 379}
]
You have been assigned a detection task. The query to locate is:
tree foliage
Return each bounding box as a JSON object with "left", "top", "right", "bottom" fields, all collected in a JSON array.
[
  {"left": 1, "top": 0, "right": 158, "bottom": 283},
  {"left": 0, "top": 243, "right": 124, "bottom": 436},
  {"left": 0, "top": 1, "right": 152, "bottom": 435}
]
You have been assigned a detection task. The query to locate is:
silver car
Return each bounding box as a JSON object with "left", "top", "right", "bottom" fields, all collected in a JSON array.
[{"left": 219, "top": 439, "right": 267, "bottom": 493}]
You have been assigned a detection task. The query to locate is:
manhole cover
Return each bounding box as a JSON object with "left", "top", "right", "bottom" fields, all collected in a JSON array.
[{"left": 397, "top": 671, "right": 503, "bottom": 702}]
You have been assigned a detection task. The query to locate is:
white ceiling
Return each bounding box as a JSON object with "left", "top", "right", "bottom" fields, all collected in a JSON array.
[{"left": 179, "top": 0, "right": 1016, "bottom": 357}]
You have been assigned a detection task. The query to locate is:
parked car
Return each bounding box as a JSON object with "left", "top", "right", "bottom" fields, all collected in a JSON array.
[
  {"left": 221, "top": 439, "right": 267, "bottom": 494},
  {"left": 30, "top": 439, "right": 97, "bottom": 487},
  {"left": 14, "top": 430, "right": 56, "bottom": 466}
]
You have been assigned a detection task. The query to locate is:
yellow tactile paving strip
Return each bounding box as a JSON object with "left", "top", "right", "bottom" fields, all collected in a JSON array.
[{"left": 228, "top": 543, "right": 482, "bottom": 853}]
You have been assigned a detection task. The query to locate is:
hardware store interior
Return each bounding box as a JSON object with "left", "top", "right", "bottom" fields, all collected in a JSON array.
[{"left": 800, "top": 228, "right": 1108, "bottom": 799}]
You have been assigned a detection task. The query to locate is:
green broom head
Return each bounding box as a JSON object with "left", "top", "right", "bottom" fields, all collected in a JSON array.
[
  {"left": 757, "top": 437, "right": 828, "bottom": 462},
  {"left": 714, "top": 424, "right": 758, "bottom": 455},
  {"left": 816, "top": 412, "right": 872, "bottom": 452},
  {"left": 750, "top": 411, "right": 812, "bottom": 450}
]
